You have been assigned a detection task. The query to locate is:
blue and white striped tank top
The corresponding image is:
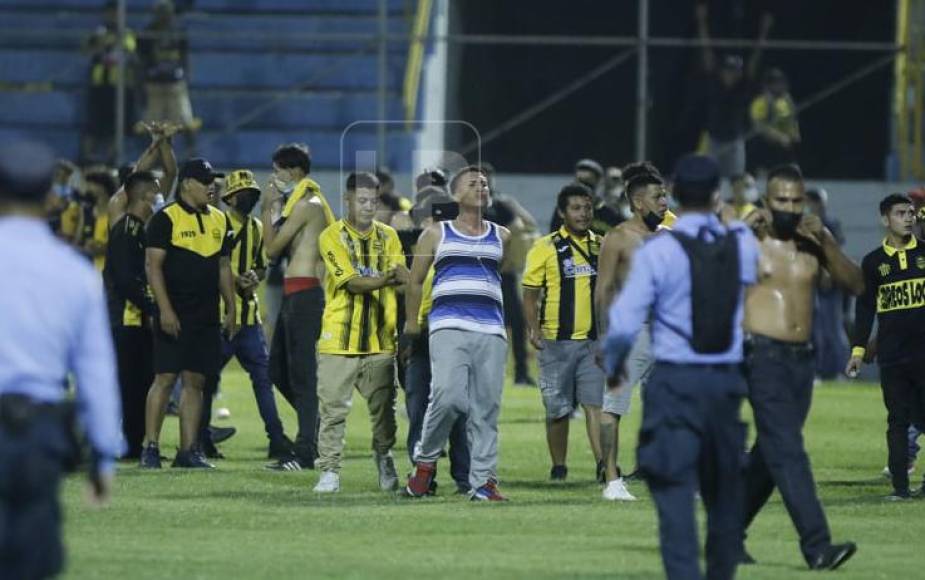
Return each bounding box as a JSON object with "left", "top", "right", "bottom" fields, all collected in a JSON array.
[{"left": 429, "top": 220, "right": 506, "bottom": 338}]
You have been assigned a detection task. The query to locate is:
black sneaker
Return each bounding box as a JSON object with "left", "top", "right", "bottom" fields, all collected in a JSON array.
[
  {"left": 550, "top": 465, "right": 568, "bottom": 481},
  {"left": 596, "top": 460, "right": 606, "bottom": 484},
  {"left": 265, "top": 456, "right": 313, "bottom": 471},
  {"left": 267, "top": 435, "right": 295, "bottom": 460},
  {"left": 172, "top": 449, "right": 215, "bottom": 469},
  {"left": 139, "top": 442, "right": 161, "bottom": 469},
  {"left": 809, "top": 542, "right": 857, "bottom": 571},
  {"left": 200, "top": 436, "right": 224, "bottom": 459},
  {"left": 514, "top": 374, "right": 536, "bottom": 387},
  {"left": 209, "top": 425, "right": 237, "bottom": 444}
]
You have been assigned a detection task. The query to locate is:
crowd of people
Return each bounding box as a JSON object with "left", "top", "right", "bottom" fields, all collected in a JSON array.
[{"left": 8, "top": 116, "right": 925, "bottom": 577}]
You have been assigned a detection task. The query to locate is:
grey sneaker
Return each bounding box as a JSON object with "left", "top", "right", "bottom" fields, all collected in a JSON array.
[{"left": 375, "top": 451, "right": 399, "bottom": 491}]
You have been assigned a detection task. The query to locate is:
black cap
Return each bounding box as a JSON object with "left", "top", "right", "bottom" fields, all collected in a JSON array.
[
  {"left": 0, "top": 140, "right": 55, "bottom": 203},
  {"left": 673, "top": 154, "right": 720, "bottom": 206},
  {"left": 178, "top": 158, "right": 224, "bottom": 184}
]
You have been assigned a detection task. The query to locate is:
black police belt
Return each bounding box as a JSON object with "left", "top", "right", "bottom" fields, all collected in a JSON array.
[{"left": 0, "top": 393, "right": 82, "bottom": 471}]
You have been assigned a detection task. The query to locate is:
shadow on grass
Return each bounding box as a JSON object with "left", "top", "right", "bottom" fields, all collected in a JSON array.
[{"left": 817, "top": 478, "right": 884, "bottom": 487}]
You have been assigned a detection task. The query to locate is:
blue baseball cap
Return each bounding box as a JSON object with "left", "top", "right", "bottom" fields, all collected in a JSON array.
[{"left": 0, "top": 140, "right": 55, "bottom": 202}]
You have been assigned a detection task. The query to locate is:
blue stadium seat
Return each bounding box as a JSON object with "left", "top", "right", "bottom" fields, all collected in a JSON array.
[
  {"left": 0, "top": 49, "right": 86, "bottom": 86},
  {"left": 189, "top": 52, "right": 403, "bottom": 90},
  {"left": 0, "top": 91, "right": 80, "bottom": 127},
  {"left": 0, "top": 0, "right": 408, "bottom": 14},
  {"left": 195, "top": 129, "right": 415, "bottom": 171},
  {"left": 191, "top": 91, "right": 403, "bottom": 130}
]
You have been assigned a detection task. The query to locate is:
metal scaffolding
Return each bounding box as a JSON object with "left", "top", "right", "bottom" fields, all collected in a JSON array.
[{"left": 21, "top": 0, "right": 904, "bottom": 169}]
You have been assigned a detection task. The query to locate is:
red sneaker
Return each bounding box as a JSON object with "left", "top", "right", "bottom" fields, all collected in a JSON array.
[
  {"left": 404, "top": 461, "right": 436, "bottom": 497},
  {"left": 470, "top": 479, "right": 508, "bottom": 502}
]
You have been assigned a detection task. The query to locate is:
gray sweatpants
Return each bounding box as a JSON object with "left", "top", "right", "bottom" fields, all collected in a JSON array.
[{"left": 414, "top": 328, "right": 507, "bottom": 490}]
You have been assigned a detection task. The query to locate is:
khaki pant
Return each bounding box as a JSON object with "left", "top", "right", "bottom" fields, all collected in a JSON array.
[
  {"left": 316, "top": 353, "right": 397, "bottom": 472},
  {"left": 144, "top": 81, "right": 194, "bottom": 127}
]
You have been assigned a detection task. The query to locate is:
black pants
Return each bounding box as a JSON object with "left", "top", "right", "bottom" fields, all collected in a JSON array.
[
  {"left": 501, "top": 271, "right": 529, "bottom": 378},
  {"left": 640, "top": 363, "right": 747, "bottom": 580},
  {"left": 269, "top": 287, "right": 323, "bottom": 464},
  {"left": 880, "top": 359, "right": 925, "bottom": 493},
  {"left": 743, "top": 335, "right": 830, "bottom": 565},
  {"left": 112, "top": 325, "right": 153, "bottom": 459},
  {"left": 0, "top": 408, "right": 70, "bottom": 579}
]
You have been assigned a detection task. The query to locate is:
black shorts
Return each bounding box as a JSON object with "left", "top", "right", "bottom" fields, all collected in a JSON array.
[{"left": 153, "top": 324, "right": 222, "bottom": 375}]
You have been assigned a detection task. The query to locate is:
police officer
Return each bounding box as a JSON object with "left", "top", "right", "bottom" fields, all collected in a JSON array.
[
  {"left": 0, "top": 141, "right": 122, "bottom": 578},
  {"left": 603, "top": 155, "right": 759, "bottom": 580}
]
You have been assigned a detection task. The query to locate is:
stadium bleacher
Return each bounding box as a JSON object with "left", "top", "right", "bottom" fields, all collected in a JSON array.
[{"left": 0, "top": 0, "right": 423, "bottom": 170}]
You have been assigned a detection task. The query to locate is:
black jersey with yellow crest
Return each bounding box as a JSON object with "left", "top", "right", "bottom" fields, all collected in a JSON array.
[
  {"left": 146, "top": 198, "right": 233, "bottom": 326},
  {"left": 853, "top": 236, "right": 925, "bottom": 366}
]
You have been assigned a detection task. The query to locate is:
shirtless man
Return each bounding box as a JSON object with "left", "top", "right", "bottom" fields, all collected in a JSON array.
[
  {"left": 595, "top": 165, "right": 668, "bottom": 501},
  {"left": 261, "top": 146, "right": 333, "bottom": 471},
  {"left": 108, "top": 121, "right": 178, "bottom": 227},
  {"left": 740, "top": 164, "right": 863, "bottom": 570}
]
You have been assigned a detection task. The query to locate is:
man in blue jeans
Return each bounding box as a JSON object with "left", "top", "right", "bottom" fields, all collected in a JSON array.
[{"left": 200, "top": 170, "right": 292, "bottom": 459}]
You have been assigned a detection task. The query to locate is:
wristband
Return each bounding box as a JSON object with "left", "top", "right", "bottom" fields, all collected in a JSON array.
[{"left": 851, "top": 346, "right": 866, "bottom": 358}]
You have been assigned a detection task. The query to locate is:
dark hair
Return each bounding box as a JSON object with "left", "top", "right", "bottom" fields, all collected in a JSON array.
[
  {"left": 621, "top": 161, "right": 661, "bottom": 184},
  {"left": 767, "top": 164, "right": 803, "bottom": 185},
  {"left": 125, "top": 170, "right": 158, "bottom": 202},
  {"left": 375, "top": 167, "right": 394, "bottom": 186},
  {"left": 272, "top": 143, "right": 311, "bottom": 174},
  {"left": 415, "top": 168, "right": 448, "bottom": 193},
  {"left": 626, "top": 173, "right": 664, "bottom": 200},
  {"left": 449, "top": 165, "right": 488, "bottom": 193},
  {"left": 557, "top": 183, "right": 594, "bottom": 212},
  {"left": 84, "top": 170, "right": 118, "bottom": 199},
  {"left": 880, "top": 193, "right": 913, "bottom": 216},
  {"left": 117, "top": 163, "right": 135, "bottom": 186},
  {"left": 346, "top": 171, "right": 380, "bottom": 193}
]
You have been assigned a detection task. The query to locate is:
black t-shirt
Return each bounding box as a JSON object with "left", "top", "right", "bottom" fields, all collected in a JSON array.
[
  {"left": 146, "top": 200, "right": 232, "bottom": 326},
  {"left": 105, "top": 213, "right": 155, "bottom": 327},
  {"left": 138, "top": 24, "right": 188, "bottom": 83},
  {"left": 853, "top": 238, "right": 925, "bottom": 367},
  {"left": 705, "top": 75, "right": 756, "bottom": 142}
]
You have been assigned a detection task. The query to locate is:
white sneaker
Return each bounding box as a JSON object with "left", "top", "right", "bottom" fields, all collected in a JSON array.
[
  {"left": 602, "top": 477, "right": 636, "bottom": 501},
  {"left": 313, "top": 470, "right": 340, "bottom": 493},
  {"left": 881, "top": 463, "right": 916, "bottom": 478}
]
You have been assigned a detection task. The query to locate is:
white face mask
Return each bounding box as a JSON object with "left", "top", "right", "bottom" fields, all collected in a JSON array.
[
  {"left": 744, "top": 186, "right": 760, "bottom": 204},
  {"left": 273, "top": 175, "right": 295, "bottom": 195},
  {"left": 620, "top": 200, "right": 633, "bottom": 220},
  {"left": 152, "top": 193, "right": 166, "bottom": 212}
]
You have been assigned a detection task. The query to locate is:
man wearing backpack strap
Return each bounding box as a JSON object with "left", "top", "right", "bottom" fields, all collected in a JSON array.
[
  {"left": 740, "top": 164, "right": 864, "bottom": 571},
  {"left": 603, "top": 155, "right": 759, "bottom": 580}
]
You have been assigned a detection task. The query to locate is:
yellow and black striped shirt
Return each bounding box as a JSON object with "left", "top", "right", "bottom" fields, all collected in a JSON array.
[
  {"left": 223, "top": 212, "right": 268, "bottom": 326},
  {"left": 318, "top": 219, "right": 404, "bottom": 355},
  {"left": 522, "top": 226, "right": 600, "bottom": 341}
]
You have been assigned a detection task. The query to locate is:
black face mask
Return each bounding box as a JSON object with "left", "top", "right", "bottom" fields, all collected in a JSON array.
[
  {"left": 642, "top": 210, "right": 664, "bottom": 232},
  {"left": 771, "top": 209, "right": 802, "bottom": 239},
  {"left": 233, "top": 190, "right": 261, "bottom": 215}
]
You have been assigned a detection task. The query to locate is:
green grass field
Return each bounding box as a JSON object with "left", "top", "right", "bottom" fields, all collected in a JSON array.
[{"left": 61, "top": 363, "right": 925, "bottom": 579}]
